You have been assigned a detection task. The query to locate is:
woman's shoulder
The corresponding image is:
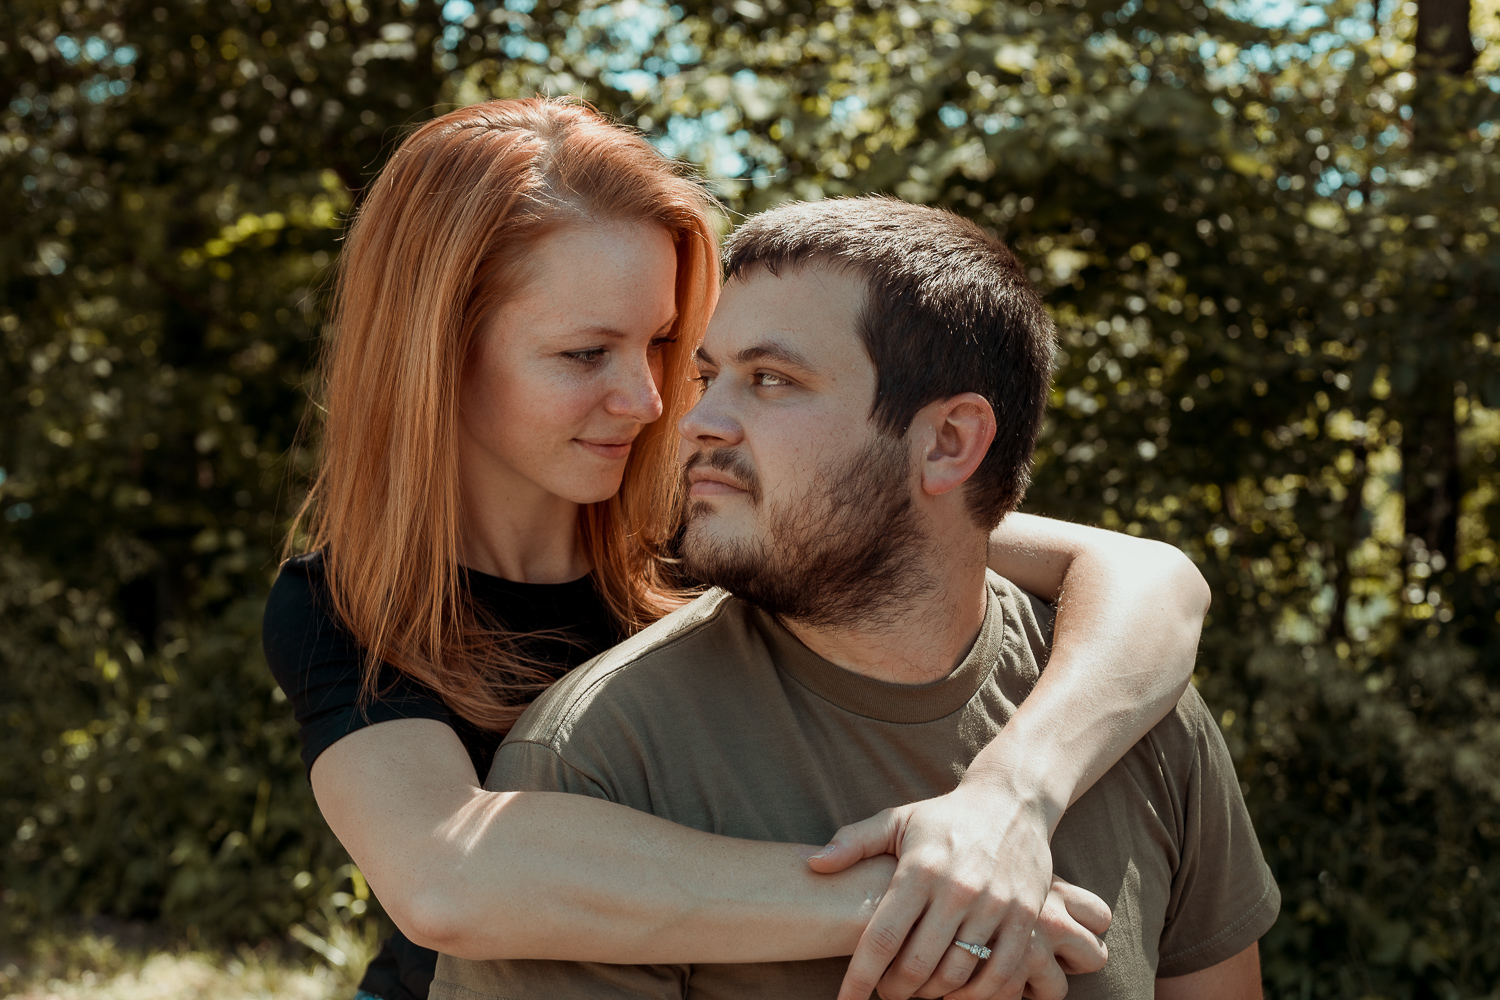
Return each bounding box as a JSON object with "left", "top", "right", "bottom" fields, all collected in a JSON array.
[
  {"left": 262, "top": 551, "right": 346, "bottom": 679},
  {"left": 261, "top": 550, "right": 466, "bottom": 776},
  {"left": 270, "top": 550, "right": 328, "bottom": 593}
]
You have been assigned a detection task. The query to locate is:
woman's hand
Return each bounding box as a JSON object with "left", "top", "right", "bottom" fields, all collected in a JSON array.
[
  {"left": 809, "top": 777, "right": 1107, "bottom": 1000},
  {"left": 807, "top": 514, "right": 1206, "bottom": 998},
  {"left": 964, "top": 876, "right": 1111, "bottom": 1000}
]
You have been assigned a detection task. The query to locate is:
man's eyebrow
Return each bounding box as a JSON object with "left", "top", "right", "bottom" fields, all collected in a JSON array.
[{"left": 733, "top": 341, "right": 815, "bottom": 372}]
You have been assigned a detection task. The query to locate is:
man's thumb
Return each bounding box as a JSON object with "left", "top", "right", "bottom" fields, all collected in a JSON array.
[{"left": 805, "top": 808, "right": 902, "bottom": 873}]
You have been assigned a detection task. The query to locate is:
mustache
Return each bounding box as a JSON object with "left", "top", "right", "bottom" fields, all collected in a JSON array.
[{"left": 683, "top": 448, "right": 763, "bottom": 504}]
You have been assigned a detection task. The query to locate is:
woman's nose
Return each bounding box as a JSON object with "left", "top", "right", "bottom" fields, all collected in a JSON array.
[{"left": 604, "top": 354, "right": 665, "bottom": 424}]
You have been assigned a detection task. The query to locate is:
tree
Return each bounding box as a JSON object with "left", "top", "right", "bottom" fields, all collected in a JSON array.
[{"left": 4, "top": 1, "right": 1499, "bottom": 995}]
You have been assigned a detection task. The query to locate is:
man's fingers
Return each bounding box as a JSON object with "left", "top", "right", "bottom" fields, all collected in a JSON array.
[
  {"left": 1049, "top": 876, "right": 1112, "bottom": 937},
  {"left": 837, "top": 886, "right": 928, "bottom": 1000},
  {"left": 809, "top": 808, "right": 904, "bottom": 874}
]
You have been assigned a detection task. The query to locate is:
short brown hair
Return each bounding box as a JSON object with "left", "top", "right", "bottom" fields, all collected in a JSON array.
[{"left": 723, "top": 196, "right": 1055, "bottom": 528}]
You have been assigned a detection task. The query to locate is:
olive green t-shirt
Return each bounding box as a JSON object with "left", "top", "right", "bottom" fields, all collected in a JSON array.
[{"left": 433, "top": 572, "right": 1279, "bottom": 1000}]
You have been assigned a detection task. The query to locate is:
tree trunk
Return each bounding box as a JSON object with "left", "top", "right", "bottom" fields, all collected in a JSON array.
[
  {"left": 1415, "top": 0, "right": 1477, "bottom": 76},
  {"left": 1398, "top": 0, "right": 1472, "bottom": 570},
  {"left": 1399, "top": 373, "right": 1460, "bottom": 567}
]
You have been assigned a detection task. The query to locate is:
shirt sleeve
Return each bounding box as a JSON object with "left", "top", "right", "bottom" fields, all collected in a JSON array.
[
  {"left": 262, "top": 558, "right": 461, "bottom": 778},
  {"left": 483, "top": 738, "right": 613, "bottom": 797},
  {"left": 1154, "top": 686, "right": 1282, "bottom": 978},
  {"left": 432, "top": 739, "right": 688, "bottom": 1000}
]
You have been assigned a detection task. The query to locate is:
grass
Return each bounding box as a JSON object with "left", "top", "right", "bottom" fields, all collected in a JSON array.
[{"left": 0, "top": 913, "right": 384, "bottom": 1000}]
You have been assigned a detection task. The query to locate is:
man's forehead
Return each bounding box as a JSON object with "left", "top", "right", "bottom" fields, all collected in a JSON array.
[{"left": 702, "top": 264, "right": 868, "bottom": 367}]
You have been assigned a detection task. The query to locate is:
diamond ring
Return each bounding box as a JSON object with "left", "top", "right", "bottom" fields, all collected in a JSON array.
[{"left": 953, "top": 939, "right": 993, "bottom": 961}]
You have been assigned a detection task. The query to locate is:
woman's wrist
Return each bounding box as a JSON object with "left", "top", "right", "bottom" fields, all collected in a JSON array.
[{"left": 958, "top": 722, "right": 1076, "bottom": 835}]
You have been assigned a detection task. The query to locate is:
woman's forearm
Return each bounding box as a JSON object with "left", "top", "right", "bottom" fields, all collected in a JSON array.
[
  {"left": 312, "top": 718, "right": 894, "bottom": 963},
  {"left": 975, "top": 512, "right": 1210, "bottom": 825},
  {"left": 426, "top": 789, "right": 895, "bottom": 962}
]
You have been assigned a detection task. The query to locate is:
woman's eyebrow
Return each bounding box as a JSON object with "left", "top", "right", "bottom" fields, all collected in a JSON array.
[{"left": 572, "top": 314, "right": 679, "bottom": 340}]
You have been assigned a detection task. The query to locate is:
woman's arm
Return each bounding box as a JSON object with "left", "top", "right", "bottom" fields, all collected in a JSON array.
[
  {"left": 316, "top": 718, "right": 1107, "bottom": 983},
  {"left": 312, "top": 718, "right": 892, "bottom": 963},
  {"left": 813, "top": 512, "right": 1210, "bottom": 1000},
  {"left": 975, "top": 512, "right": 1209, "bottom": 808}
]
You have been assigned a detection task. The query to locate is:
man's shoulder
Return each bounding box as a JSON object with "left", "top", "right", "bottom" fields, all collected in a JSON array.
[
  {"left": 1145, "top": 683, "right": 1229, "bottom": 789},
  {"left": 1095, "top": 682, "right": 1232, "bottom": 824},
  {"left": 984, "top": 569, "right": 1056, "bottom": 669},
  {"left": 504, "top": 588, "right": 757, "bottom": 750}
]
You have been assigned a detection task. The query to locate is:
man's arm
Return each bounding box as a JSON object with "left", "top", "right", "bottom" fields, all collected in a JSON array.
[{"left": 1155, "top": 942, "right": 1263, "bottom": 1000}]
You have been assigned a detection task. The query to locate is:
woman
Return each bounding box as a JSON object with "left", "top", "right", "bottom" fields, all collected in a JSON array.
[{"left": 263, "top": 98, "right": 1210, "bottom": 1000}]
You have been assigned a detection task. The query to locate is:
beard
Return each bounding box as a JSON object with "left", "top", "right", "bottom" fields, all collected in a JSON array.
[{"left": 681, "top": 433, "right": 930, "bottom": 631}]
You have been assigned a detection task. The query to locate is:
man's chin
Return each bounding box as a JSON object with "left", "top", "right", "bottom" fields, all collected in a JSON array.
[
  {"left": 682, "top": 515, "right": 760, "bottom": 577},
  {"left": 683, "top": 509, "right": 735, "bottom": 550}
]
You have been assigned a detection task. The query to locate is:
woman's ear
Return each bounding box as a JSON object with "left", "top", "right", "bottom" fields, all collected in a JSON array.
[{"left": 915, "top": 393, "right": 997, "bottom": 498}]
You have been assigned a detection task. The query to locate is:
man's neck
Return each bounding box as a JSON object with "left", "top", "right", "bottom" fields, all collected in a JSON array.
[{"left": 779, "top": 547, "right": 991, "bottom": 686}]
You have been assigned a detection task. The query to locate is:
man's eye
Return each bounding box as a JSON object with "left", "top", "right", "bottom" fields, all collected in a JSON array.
[
  {"left": 753, "top": 372, "right": 792, "bottom": 387},
  {"left": 564, "top": 348, "right": 606, "bottom": 363},
  {"left": 691, "top": 371, "right": 716, "bottom": 390}
]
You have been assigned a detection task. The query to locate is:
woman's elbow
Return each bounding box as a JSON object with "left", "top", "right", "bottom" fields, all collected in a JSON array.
[
  {"left": 1129, "top": 537, "right": 1210, "bottom": 621},
  {"left": 1166, "top": 545, "right": 1212, "bottom": 620},
  {"left": 386, "top": 885, "right": 487, "bottom": 957}
]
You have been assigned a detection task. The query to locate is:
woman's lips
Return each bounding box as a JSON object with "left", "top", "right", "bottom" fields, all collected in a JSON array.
[{"left": 576, "top": 438, "right": 634, "bottom": 460}]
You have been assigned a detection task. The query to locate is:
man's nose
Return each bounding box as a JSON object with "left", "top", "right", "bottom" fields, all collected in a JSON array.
[
  {"left": 678, "top": 383, "right": 742, "bottom": 448},
  {"left": 603, "top": 353, "right": 665, "bottom": 424}
]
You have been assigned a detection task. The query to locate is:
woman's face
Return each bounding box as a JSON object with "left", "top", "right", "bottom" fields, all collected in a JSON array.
[{"left": 458, "top": 220, "right": 680, "bottom": 508}]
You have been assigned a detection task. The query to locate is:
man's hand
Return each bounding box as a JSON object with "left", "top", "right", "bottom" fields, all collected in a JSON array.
[{"left": 808, "top": 781, "right": 1110, "bottom": 1000}]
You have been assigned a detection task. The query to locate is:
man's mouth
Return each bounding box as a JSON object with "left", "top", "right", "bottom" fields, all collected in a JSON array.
[
  {"left": 683, "top": 450, "right": 760, "bottom": 501},
  {"left": 687, "top": 468, "right": 749, "bottom": 497}
]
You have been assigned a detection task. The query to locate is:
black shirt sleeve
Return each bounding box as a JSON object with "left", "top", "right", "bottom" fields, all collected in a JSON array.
[{"left": 262, "top": 552, "right": 475, "bottom": 779}]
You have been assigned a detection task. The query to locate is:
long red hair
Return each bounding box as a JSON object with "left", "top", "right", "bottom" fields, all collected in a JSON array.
[{"left": 288, "top": 98, "right": 719, "bottom": 731}]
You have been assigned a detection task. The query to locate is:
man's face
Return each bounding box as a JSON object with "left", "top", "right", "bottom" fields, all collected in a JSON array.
[{"left": 678, "top": 265, "right": 928, "bottom": 627}]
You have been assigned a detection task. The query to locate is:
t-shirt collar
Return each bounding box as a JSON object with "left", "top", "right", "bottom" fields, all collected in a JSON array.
[{"left": 749, "top": 584, "right": 1006, "bottom": 724}]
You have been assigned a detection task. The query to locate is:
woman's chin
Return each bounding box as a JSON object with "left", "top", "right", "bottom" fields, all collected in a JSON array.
[{"left": 557, "top": 471, "right": 628, "bottom": 506}]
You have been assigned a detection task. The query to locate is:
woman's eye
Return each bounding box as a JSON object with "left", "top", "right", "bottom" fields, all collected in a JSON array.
[
  {"left": 564, "top": 348, "right": 606, "bottom": 363},
  {"left": 753, "top": 371, "right": 792, "bottom": 388},
  {"left": 650, "top": 335, "right": 678, "bottom": 352}
]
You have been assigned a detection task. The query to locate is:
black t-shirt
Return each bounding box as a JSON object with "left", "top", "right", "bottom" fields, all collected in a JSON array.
[{"left": 262, "top": 551, "right": 620, "bottom": 1000}]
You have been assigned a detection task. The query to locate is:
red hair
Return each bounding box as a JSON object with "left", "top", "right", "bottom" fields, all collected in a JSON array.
[{"left": 288, "top": 98, "right": 719, "bottom": 731}]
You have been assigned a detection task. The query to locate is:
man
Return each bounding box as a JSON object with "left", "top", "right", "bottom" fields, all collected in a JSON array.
[{"left": 432, "top": 197, "right": 1279, "bottom": 1000}]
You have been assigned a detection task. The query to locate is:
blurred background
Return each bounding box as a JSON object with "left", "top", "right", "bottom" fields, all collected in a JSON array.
[{"left": 2, "top": 0, "right": 1498, "bottom": 996}]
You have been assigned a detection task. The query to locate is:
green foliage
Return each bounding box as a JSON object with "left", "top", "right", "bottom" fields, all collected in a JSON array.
[{"left": 4, "top": 0, "right": 1499, "bottom": 995}]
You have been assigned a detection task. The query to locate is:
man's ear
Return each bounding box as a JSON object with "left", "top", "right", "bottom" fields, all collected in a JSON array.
[{"left": 913, "top": 393, "right": 997, "bottom": 498}]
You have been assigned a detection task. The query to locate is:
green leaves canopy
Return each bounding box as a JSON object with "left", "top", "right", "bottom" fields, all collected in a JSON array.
[{"left": 3, "top": 0, "right": 1498, "bottom": 995}]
